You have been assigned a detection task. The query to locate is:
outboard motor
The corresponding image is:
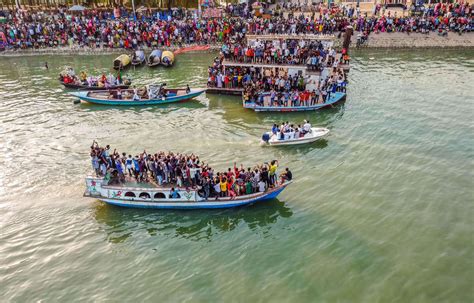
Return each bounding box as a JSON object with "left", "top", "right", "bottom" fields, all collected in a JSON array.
[{"left": 262, "top": 133, "right": 270, "bottom": 143}]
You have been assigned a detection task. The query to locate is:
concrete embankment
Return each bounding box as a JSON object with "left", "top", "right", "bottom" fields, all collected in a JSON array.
[{"left": 346, "top": 32, "right": 474, "bottom": 49}]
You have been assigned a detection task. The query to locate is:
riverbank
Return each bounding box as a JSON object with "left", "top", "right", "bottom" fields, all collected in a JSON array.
[
  {"left": 0, "top": 33, "right": 472, "bottom": 57},
  {"left": 0, "top": 44, "right": 222, "bottom": 57}
]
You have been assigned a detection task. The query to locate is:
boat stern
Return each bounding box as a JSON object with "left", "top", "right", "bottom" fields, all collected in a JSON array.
[
  {"left": 69, "top": 91, "right": 88, "bottom": 99},
  {"left": 84, "top": 176, "right": 106, "bottom": 197}
]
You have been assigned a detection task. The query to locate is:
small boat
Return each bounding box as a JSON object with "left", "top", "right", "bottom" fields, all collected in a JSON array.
[
  {"left": 262, "top": 127, "right": 329, "bottom": 146},
  {"left": 70, "top": 87, "right": 206, "bottom": 106},
  {"left": 147, "top": 49, "right": 162, "bottom": 67},
  {"left": 113, "top": 54, "right": 131, "bottom": 70},
  {"left": 244, "top": 92, "right": 346, "bottom": 112},
  {"left": 131, "top": 50, "right": 146, "bottom": 66},
  {"left": 84, "top": 176, "right": 292, "bottom": 209},
  {"left": 60, "top": 81, "right": 130, "bottom": 91},
  {"left": 161, "top": 50, "right": 175, "bottom": 67}
]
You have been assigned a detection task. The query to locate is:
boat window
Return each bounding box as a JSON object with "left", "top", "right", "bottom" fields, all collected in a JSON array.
[
  {"left": 139, "top": 192, "right": 151, "bottom": 199},
  {"left": 125, "top": 192, "right": 136, "bottom": 197},
  {"left": 154, "top": 192, "right": 166, "bottom": 199}
]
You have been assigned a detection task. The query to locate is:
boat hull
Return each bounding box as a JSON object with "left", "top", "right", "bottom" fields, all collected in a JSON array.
[
  {"left": 98, "top": 186, "right": 286, "bottom": 209},
  {"left": 70, "top": 89, "right": 205, "bottom": 106},
  {"left": 245, "top": 92, "right": 346, "bottom": 112},
  {"left": 84, "top": 176, "right": 291, "bottom": 210},
  {"left": 266, "top": 127, "right": 329, "bottom": 146}
]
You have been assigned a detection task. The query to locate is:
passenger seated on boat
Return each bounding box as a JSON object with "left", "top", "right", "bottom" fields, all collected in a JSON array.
[
  {"left": 280, "top": 168, "right": 293, "bottom": 183},
  {"left": 169, "top": 188, "right": 179, "bottom": 199},
  {"left": 294, "top": 128, "right": 300, "bottom": 139},
  {"left": 132, "top": 87, "right": 140, "bottom": 101},
  {"left": 116, "top": 88, "right": 122, "bottom": 100}
]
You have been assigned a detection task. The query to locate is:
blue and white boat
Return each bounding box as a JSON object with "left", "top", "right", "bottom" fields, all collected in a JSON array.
[
  {"left": 70, "top": 87, "right": 205, "bottom": 106},
  {"left": 84, "top": 176, "right": 292, "bottom": 209},
  {"left": 244, "top": 92, "right": 346, "bottom": 112}
]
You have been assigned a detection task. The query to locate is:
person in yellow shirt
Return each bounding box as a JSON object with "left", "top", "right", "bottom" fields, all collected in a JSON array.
[
  {"left": 79, "top": 71, "right": 87, "bottom": 82},
  {"left": 269, "top": 160, "right": 278, "bottom": 187},
  {"left": 220, "top": 176, "right": 228, "bottom": 197}
]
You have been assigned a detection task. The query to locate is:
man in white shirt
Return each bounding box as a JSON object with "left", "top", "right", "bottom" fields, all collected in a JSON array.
[{"left": 303, "top": 120, "right": 311, "bottom": 134}]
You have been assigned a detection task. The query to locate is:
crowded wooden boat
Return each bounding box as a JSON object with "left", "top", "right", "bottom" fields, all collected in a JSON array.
[
  {"left": 84, "top": 143, "right": 293, "bottom": 209},
  {"left": 70, "top": 84, "right": 205, "bottom": 106}
]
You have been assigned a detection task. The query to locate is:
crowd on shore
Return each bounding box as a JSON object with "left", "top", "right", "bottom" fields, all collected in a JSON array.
[
  {"left": 1, "top": 2, "right": 472, "bottom": 50},
  {"left": 89, "top": 142, "right": 292, "bottom": 199}
]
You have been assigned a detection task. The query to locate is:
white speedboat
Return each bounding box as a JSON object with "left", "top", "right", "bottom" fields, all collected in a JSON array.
[{"left": 262, "top": 127, "right": 330, "bottom": 146}]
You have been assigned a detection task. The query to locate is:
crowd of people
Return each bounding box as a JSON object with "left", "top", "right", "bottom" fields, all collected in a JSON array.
[
  {"left": 89, "top": 142, "right": 292, "bottom": 200},
  {"left": 221, "top": 38, "right": 340, "bottom": 67},
  {"left": 0, "top": 2, "right": 472, "bottom": 50}
]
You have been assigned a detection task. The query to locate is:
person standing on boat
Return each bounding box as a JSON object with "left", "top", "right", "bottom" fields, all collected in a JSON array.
[
  {"left": 125, "top": 155, "right": 133, "bottom": 177},
  {"left": 269, "top": 160, "right": 279, "bottom": 187},
  {"left": 116, "top": 88, "right": 122, "bottom": 100},
  {"left": 202, "top": 177, "right": 210, "bottom": 200},
  {"left": 132, "top": 87, "right": 140, "bottom": 101},
  {"left": 219, "top": 176, "right": 228, "bottom": 197}
]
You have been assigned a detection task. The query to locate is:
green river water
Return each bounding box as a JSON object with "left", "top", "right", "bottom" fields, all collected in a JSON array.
[{"left": 0, "top": 50, "right": 473, "bottom": 302}]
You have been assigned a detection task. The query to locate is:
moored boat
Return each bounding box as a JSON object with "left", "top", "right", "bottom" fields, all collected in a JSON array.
[
  {"left": 113, "top": 54, "right": 131, "bottom": 70},
  {"left": 70, "top": 86, "right": 205, "bottom": 106},
  {"left": 262, "top": 127, "right": 329, "bottom": 146},
  {"left": 131, "top": 50, "right": 146, "bottom": 66},
  {"left": 84, "top": 176, "right": 291, "bottom": 209},
  {"left": 244, "top": 92, "right": 346, "bottom": 112},
  {"left": 147, "top": 49, "right": 162, "bottom": 67},
  {"left": 161, "top": 51, "right": 175, "bottom": 67}
]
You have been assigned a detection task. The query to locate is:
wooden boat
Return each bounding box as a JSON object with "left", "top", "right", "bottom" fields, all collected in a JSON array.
[
  {"left": 60, "top": 81, "right": 130, "bottom": 90},
  {"left": 262, "top": 127, "right": 329, "bottom": 146},
  {"left": 84, "top": 176, "right": 292, "bottom": 209},
  {"left": 70, "top": 87, "right": 206, "bottom": 106},
  {"left": 244, "top": 92, "right": 346, "bottom": 112},
  {"left": 161, "top": 50, "right": 175, "bottom": 67},
  {"left": 147, "top": 49, "right": 162, "bottom": 67},
  {"left": 131, "top": 50, "right": 146, "bottom": 66},
  {"left": 113, "top": 54, "right": 131, "bottom": 70}
]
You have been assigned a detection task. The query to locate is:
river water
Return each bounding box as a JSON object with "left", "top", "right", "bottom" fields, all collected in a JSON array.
[{"left": 0, "top": 50, "right": 473, "bottom": 302}]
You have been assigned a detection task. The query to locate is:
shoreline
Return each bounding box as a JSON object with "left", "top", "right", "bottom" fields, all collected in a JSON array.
[{"left": 0, "top": 33, "right": 473, "bottom": 57}]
